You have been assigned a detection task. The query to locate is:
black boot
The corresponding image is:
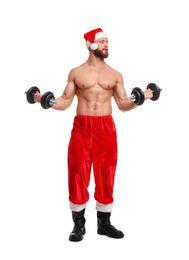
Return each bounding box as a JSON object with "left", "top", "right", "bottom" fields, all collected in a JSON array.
[
  {"left": 97, "top": 211, "right": 124, "bottom": 239},
  {"left": 69, "top": 209, "right": 86, "bottom": 242}
]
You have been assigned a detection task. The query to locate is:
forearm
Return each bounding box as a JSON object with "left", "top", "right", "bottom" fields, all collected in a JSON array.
[
  {"left": 118, "top": 98, "right": 138, "bottom": 112},
  {"left": 51, "top": 96, "right": 72, "bottom": 111},
  {"left": 114, "top": 82, "right": 138, "bottom": 112}
]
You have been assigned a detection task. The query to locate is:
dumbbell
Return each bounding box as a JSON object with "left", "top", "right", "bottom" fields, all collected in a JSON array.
[
  {"left": 40, "top": 91, "right": 56, "bottom": 109},
  {"left": 25, "top": 86, "right": 56, "bottom": 109},
  {"left": 129, "top": 83, "right": 162, "bottom": 105}
]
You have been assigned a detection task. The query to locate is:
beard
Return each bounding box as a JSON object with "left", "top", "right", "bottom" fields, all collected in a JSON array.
[{"left": 94, "top": 48, "right": 109, "bottom": 59}]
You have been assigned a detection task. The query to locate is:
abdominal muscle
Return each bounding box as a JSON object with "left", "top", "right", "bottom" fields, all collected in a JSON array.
[{"left": 76, "top": 86, "right": 113, "bottom": 116}]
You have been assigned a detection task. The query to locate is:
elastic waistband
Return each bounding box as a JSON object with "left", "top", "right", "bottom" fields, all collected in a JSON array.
[{"left": 75, "top": 115, "right": 112, "bottom": 119}]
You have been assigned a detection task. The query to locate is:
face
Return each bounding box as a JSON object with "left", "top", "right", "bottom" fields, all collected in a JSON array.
[{"left": 94, "top": 38, "right": 109, "bottom": 59}]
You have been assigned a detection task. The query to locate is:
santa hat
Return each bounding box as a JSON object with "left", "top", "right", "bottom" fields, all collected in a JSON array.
[{"left": 84, "top": 28, "right": 108, "bottom": 50}]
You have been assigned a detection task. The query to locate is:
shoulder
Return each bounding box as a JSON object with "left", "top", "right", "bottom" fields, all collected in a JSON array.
[
  {"left": 106, "top": 64, "right": 122, "bottom": 75},
  {"left": 67, "top": 64, "right": 82, "bottom": 80},
  {"left": 106, "top": 64, "right": 123, "bottom": 82},
  {"left": 69, "top": 63, "right": 86, "bottom": 75}
]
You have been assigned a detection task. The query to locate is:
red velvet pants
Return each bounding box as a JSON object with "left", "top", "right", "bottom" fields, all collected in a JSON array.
[{"left": 68, "top": 115, "right": 118, "bottom": 205}]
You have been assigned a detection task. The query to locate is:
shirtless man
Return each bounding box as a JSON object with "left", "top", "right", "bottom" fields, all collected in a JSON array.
[{"left": 34, "top": 28, "right": 153, "bottom": 242}]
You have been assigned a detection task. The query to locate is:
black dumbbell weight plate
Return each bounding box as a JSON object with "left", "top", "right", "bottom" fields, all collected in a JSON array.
[
  {"left": 26, "top": 86, "right": 40, "bottom": 104},
  {"left": 41, "top": 91, "right": 55, "bottom": 109},
  {"left": 147, "top": 83, "right": 161, "bottom": 101},
  {"left": 131, "top": 87, "right": 145, "bottom": 105}
]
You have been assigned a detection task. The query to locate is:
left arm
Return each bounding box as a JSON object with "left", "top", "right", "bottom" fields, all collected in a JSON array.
[
  {"left": 113, "top": 72, "right": 138, "bottom": 112},
  {"left": 113, "top": 72, "right": 153, "bottom": 112}
]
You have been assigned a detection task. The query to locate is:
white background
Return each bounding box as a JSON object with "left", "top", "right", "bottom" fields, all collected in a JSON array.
[{"left": 0, "top": 0, "right": 189, "bottom": 259}]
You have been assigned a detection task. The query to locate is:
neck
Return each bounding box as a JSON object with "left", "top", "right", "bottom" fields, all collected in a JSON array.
[{"left": 86, "top": 52, "right": 106, "bottom": 67}]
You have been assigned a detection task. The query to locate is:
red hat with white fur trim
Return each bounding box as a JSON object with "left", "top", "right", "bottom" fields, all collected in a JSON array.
[{"left": 84, "top": 28, "right": 108, "bottom": 50}]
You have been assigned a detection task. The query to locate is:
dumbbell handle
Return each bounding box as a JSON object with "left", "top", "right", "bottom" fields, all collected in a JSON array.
[
  {"left": 129, "top": 94, "right": 137, "bottom": 102},
  {"left": 49, "top": 99, "right": 56, "bottom": 106}
]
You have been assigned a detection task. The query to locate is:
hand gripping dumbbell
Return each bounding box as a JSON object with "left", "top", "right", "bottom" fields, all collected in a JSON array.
[
  {"left": 25, "top": 86, "right": 56, "bottom": 109},
  {"left": 129, "top": 83, "right": 162, "bottom": 105}
]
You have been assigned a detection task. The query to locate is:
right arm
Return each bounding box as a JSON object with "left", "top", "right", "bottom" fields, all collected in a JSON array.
[
  {"left": 34, "top": 68, "right": 77, "bottom": 111},
  {"left": 52, "top": 69, "right": 77, "bottom": 111}
]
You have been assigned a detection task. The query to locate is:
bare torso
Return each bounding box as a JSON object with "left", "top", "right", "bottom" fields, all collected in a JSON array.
[
  {"left": 46, "top": 58, "right": 137, "bottom": 114},
  {"left": 73, "top": 63, "right": 119, "bottom": 116}
]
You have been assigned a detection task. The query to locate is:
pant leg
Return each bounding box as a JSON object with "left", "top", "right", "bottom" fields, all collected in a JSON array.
[
  {"left": 68, "top": 117, "right": 92, "bottom": 205},
  {"left": 92, "top": 116, "right": 118, "bottom": 205}
]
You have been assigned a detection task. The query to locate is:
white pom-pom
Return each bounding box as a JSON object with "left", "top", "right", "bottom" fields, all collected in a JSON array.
[{"left": 90, "top": 43, "right": 98, "bottom": 50}]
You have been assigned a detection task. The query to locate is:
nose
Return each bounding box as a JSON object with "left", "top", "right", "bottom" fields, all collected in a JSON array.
[{"left": 104, "top": 43, "right": 108, "bottom": 49}]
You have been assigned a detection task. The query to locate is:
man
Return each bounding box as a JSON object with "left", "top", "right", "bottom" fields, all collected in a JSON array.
[{"left": 34, "top": 28, "right": 153, "bottom": 242}]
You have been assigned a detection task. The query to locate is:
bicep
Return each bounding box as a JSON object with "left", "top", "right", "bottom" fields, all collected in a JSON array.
[
  {"left": 113, "top": 73, "right": 128, "bottom": 102},
  {"left": 62, "top": 70, "right": 77, "bottom": 100},
  {"left": 62, "top": 82, "right": 76, "bottom": 101},
  {"left": 114, "top": 84, "right": 128, "bottom": 101}
]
